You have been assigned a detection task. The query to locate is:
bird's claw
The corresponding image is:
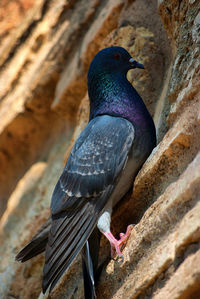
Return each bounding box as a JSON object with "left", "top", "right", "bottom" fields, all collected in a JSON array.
[
  {"left": 111, "top": 225, "right": 134, "bottom": 261},
  {"left": 102, "top": 225, "right": 134, "bottom": 262},
  {"left": 117, "top": 254, "right": 124, "bottom": 264}
]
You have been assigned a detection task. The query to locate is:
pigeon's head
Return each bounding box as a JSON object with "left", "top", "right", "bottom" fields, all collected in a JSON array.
[{"left": 88, "top": 46, "right": 144, "bottom": 78}]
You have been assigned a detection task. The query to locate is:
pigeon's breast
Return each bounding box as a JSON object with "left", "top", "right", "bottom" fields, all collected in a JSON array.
[{"left": 110, "top": 128, "right": 155, "bottom": 208}]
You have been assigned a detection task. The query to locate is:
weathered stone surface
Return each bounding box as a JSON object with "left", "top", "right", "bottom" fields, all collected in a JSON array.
[
  {"left": 158, "top": 0, "right": 200, "bottom": 126},
  {"left": 96, "top": 151, "right": 200, "bottom": 298},
  {"left": 53, "top": 0, "right": 124, "bottom": 117},
  {"left": 0, "top": 0, "right": 200, "bottom": 298},
  {"left": 0, "top": 132, "right": 72, "bottom": 298},
  {"left": 153, "top": 249, "right": 200, "bottom": 299}
]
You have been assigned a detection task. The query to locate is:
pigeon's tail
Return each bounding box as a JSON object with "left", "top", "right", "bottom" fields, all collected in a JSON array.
[
  {"left": 82, "top": 228, "right": 101, "bottom": 299},
  {"left": 82, "top": 241, "right": 96, "bottom": 299},
  {"left": 16, "top": 236, "right": 48, "bottom": 262},
  {"left": 42, "top": 202, "right": 101, "bottom": 294},
  {"left": 15, "top": 218, "right": 51, "bottom": 262}
]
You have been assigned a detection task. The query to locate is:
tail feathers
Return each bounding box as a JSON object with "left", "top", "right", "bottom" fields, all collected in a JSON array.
[
  {"left": 16, "top": 237, "right": 48, "bottom": 262},
  {"left": 82, "top": 227, "right": 101, "bottom": 299},
  {"left": 16, "top": 218, "right": 51, "bottom": 262},
  {"left": 42, "top": 203, "right": 99, "bottom": 294},
  {"left": 82, "top": 241, "right": 96, "bottom": 299}
]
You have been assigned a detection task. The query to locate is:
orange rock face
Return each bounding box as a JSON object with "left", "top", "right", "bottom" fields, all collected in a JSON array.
[{"left": 0, "top": 0, "right": 200, "bottom": 298}]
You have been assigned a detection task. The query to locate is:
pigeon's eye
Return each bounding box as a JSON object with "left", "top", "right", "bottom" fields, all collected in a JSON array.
[{"left": 113, "top": 53, "right": 121, "bottom": 60}]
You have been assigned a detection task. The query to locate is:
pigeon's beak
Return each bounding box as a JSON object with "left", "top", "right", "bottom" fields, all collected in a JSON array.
[{"left": 129, "top": 58, "right": 144, "bottom": 69}]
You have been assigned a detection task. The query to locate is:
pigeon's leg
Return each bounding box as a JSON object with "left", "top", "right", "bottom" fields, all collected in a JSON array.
[
  {"left": 97, "top": 209, "right": 133, "bottom": 259},
  {"left": 102, "top": 225, "right": 133, "bottom": 259}
]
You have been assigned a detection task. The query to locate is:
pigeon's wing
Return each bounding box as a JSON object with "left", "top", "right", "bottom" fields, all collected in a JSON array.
[{"left": 43, "top": 115, "right": 135, "bottom": 293}]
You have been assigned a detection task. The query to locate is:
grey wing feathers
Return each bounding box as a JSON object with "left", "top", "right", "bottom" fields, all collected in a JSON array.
[
  {"left": 43, "top": 115, "right": 134, "bottom": 293},
  {"left": 51, "top": 115, "right": 134, "bottom": 214}
]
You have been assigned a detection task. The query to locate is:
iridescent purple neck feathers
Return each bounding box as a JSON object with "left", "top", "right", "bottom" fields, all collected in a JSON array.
[{"left": 88, "top": 72, "right": 154, "bottom": 132}]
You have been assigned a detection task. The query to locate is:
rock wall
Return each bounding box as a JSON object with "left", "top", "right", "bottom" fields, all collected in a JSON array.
[{"left": 0, "top": 0, "right": 199, "bottom": 298}]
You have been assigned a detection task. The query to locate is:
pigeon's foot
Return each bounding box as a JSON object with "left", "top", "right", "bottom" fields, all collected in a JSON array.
[{"left": 102, "top": 225, "right": 134, "bottom": 260}]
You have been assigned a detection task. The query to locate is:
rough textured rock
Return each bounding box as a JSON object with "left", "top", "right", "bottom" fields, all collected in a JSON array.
[{"left": 0, "top": 0, "right": 200, "bottom": 298}]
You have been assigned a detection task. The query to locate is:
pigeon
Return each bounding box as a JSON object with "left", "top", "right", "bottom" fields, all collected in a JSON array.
[{"left": 16, "top": 46, "right": 156, "bottom": 297}]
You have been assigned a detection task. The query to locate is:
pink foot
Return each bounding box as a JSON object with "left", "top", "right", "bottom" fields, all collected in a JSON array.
[{"left": 102, "top": 225, "right": 134, "bottom": 260}]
